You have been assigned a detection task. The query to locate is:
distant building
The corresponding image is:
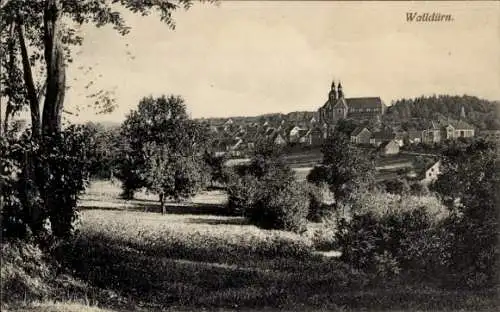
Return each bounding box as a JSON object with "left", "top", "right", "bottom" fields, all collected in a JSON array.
[
  {"left": 420, "top": 161, "right": 441, "bottom": 185},
  {"left": 421, "top": 121, "right": 442, "bottom": 144},
  {"left": 421, "top": 120, "right": 475, "bottom": 143},
  {"left": 370, "top": 129, "right": 395, "bottom": 147},
  {"left": 318, "top": 81, "right": 386, "bottom": 124},
  {"left": 271, "top": 132, "right": 287, "bottom": 145},
  {"left": 309, "top": 127, "right": 325, "bottom": 146},
  {"left": 288, "top": 125, "right": 307, "bottom": 143},
  {"left": 407, "top": 130, "right": 422, "bottom": 144},
  {"left": 378, "top": 139, "right": 400, "bottom": 156},
  {"left": 350, "top": 126, "right": 372, "bottom": 144}
]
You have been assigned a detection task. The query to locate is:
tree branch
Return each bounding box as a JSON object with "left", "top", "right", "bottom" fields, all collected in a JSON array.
[{"left": 16, "top": 19, "right": 41, "bottom": 137}]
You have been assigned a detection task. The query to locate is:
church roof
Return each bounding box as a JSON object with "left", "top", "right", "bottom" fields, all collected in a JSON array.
[
  {"left": 448, "top": 120, "right": 474, "bottom": 130},
  {"left": 346, "top": 97, "right": 384, "bottom": 109},
  {"left": 322, "top": 97, "right": 384, "bottom": 110}
]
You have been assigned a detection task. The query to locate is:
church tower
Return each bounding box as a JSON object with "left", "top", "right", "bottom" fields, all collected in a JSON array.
[
  {"left": 328, "top": 80, "right": 337, "bottom": 104},
  {"left": 337, "top": 82, "right": 344, "bottom": 99},
  {"left": 460, "top": 105, "right": 466, "bottom": 120}
]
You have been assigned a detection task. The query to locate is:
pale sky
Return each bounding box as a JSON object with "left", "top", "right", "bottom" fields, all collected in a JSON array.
[{"left": 64, "top": 1, "right": 500, "bottom": 123}]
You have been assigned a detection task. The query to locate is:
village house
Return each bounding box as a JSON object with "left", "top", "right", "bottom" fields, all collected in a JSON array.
[
  {"left": 393, "top": 132, "right": 406, "bottom": 147},
  {"left": 308, "top": 127, "right": 325, "bottom": 146},
  {"left": 370, "top": 129, "right": 395, "bottom": 147},
  {"left": 407, "top": 130, "right": 422, "bottom": 144},
  {"left": 419, "top": 160, "right": 441, "bottom": 185},
  {"left": 318, "top": 81, "right": 386, "bottom": 124},
  {"left": 274, "top": 133, "right": 287, "bottom": 145},
  {"left": 350, "top": 126, "right": 372, "bottom": 145},
  {"left": 442, "top": 120, "right": 475, "bottom": 140},
  {"left": 421, "top": 119, "right": 475, "bottom": 144},
  {"left": 287, "top": 125, "right": 307, "bottom": 143},
  {"left": 377, "top": 139, "right": 400, "bottom": 156},
  {"left": 421, "top": 121, "right": 442, "bottom": 144}
]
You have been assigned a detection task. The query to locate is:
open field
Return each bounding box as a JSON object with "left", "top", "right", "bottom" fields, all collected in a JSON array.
[
  {"left": 225, "top": 149, "right": 429, "bottom": 182},
  {"left": 36, "top": 181, "right": 495, "bottom": 311},
  {"left": 4, "top": 180, "right": 497, "bottom": 312}
]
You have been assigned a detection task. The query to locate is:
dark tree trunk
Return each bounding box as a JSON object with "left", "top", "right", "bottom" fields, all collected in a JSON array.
[
  {"left": 16, "top": 20, "right": 41, "bottom": 138},
  {"left": 42, "top": 0, "right": 65, "bottom": 137},
  {"left": 160, "top": 193, "right": 166, "bottom": 215},
  {"left": 20, "top": 151, "right": 44, "bottom": 237}
]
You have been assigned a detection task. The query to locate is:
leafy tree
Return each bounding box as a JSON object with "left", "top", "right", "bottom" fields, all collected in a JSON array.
[
  {"left": 334, "top": 118, "right": 357, "bottom": 136},
  {"left": 246, "top": 139, "right": 292, "bottom": 180},
  {"left": 81, "top": 122, "right": 121, "bottom": 180},
  {"left": 430, "top": 139, "right": 498, "bottom": 288},
  {"left": 307, "top": 131, "right": 375, "bottom": 211},
  {"left": 0, "top": 0, "right": 205, "bottom": 239},
  {"left": 119, "top": 95, "right": 210, "bottom": 210},
  {"left": 142, "top": 141, "right": 207, "bottom": 214},
  {"left": 203, "top": 151, "right": 227, "bottom": 187}
]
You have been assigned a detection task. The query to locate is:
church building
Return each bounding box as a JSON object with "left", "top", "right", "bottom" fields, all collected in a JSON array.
[{"left": 318, "top": 81, "right": 386, "bottom": 124}]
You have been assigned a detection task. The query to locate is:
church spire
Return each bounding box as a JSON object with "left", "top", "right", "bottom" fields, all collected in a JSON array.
[
  {"left": 460, "top": 105, "right": 466, "bottom": 119},
  {"left": 329, "top": 80, "right": 337, "bottom": 103},
  {"left": 337, "top": 81, "right": 344, "bottom": 99}
]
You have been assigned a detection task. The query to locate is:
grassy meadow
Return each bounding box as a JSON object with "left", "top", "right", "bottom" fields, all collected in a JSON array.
[{"left": 2, "top": 180, "right": 498, "bottom": 312}]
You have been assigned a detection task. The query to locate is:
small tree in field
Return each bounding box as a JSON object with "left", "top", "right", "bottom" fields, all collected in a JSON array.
[
  {"left": 142, "top": 142, "right": 207, "bottom": 214},
  {"left": 119, "top": 95, "right": 209, "bottom": 211}
]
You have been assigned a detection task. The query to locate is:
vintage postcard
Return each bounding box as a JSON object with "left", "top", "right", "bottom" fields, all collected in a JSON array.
[{"left": 1, "top": 1, "right": 498, "bottom": 311}]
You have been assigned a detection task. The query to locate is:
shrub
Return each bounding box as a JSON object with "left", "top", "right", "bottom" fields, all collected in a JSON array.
[
  {"left": 382, "top": 178, "right": 410, "bottom": 195},
  {"left": 226, "top": 140, "right": 309, "bottom": 232},
  {"left": 226, "top": 172, "right": 259, "bottom": 216},
  {"left": 0, "top": 240, "right": 53, "bottom": 303},
  {"left": 430, "top": 139, "right": 498, "bottom": 289},
  {"left": 336, "top": 202, "right": 448, "bottom": 279},
  {"left": 246, "top": 179, "right": 309, "bottom": 233},
  {"left": 409, "top": 181, "right": 429, "bottom": 196},
  {"left": 2, "top": 126, "right": 92, "bottom": 240},
  {"left": 304, "top": 182, "right": 328, "bottom": 222}
]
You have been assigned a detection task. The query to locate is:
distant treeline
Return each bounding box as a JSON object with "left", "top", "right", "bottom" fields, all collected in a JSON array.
[
  {"left": 384, "top": 95, "right": 500, "bottom": 130},
  {"left": 197, "top": 111, "right": 318, "bottom": 125}
]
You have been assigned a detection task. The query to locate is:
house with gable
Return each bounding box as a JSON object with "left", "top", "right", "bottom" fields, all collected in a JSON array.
[
  {"left": 288, "top": 125, "right": 309, "bottom": 143},
  {"left": 370, "top": 129, "right": 395, "bottom": 147},
  {"left": 377, "top": 139, "right": 400, "bottom": 156},
  {"left": 271, "top": 131, "right": 287, "bottom": 146},
  {"left": 350, "top": 126, "right": 372, "bottom": 145},
  {"left": 442, "top": 120, "right": 475, "bottom": 140},
  {"left": 419, "top": 160, "right": 441, "bottom": 185},
  {"left": 421, "top": 121, "right": 442, "bottom": 144}
]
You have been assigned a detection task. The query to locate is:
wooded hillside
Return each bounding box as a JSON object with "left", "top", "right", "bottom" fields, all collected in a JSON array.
[{"left": 384, "top": 95, "right": 500, "bottom": 130}]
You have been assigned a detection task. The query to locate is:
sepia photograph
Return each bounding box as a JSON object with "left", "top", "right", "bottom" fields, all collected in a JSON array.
[{"left": 0, "top": 0, "right": 499, "bottom": 311}]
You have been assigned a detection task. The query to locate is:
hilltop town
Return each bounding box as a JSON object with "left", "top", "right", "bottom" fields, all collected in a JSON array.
[{"left": 192, "top": 81, "right": 499, "bottom": 187}]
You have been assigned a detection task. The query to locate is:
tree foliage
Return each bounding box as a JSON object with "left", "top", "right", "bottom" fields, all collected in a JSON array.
[
  {"left": 118, "top": 95, "right": 210, "bottom": 210},
  {"left": 0, "top": 0, "right": 202, "bottom": 240},
  {"left": 307, "top": 130, "right": 375, "bottom": 209},
  {"left": 430, "top": 139, "right": 498, "bottom": 288},
  {"left": 384, "top": 95, "right": 500, "bottom": 130}
]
